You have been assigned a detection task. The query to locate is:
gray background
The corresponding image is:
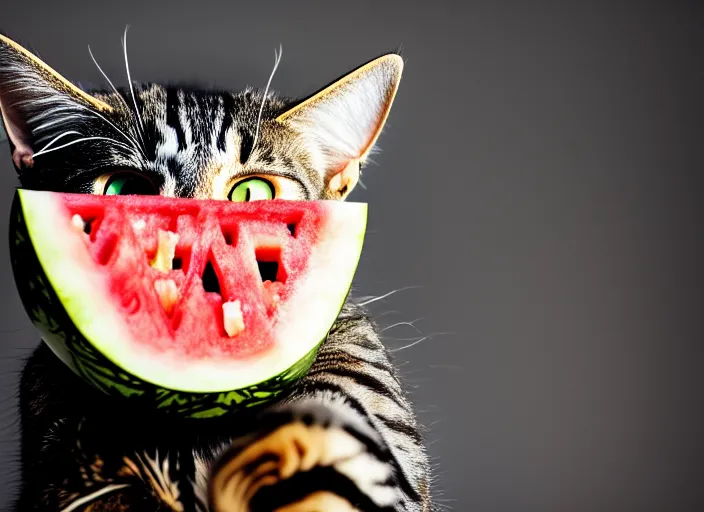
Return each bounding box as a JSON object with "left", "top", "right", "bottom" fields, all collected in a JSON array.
[{"left": 0, "top": 1, "right": 703, "bottom": 510}]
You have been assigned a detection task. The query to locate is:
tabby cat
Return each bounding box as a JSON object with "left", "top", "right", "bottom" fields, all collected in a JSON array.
[{"left": 0, "top": 32, "right": 432, "bottom": 511}]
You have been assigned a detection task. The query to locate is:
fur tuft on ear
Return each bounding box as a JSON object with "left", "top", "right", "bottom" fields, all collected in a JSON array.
[
  {"left": 276, "top": 53, "right": 403, "bottom": 198},
  {"left": 0, "top": 33, "right": 114, "bottom": 171}
]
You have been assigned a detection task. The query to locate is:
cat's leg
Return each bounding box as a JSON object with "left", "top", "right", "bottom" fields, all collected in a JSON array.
[
  {"left": 207, "top": 303, "right": 432, "bottom": 512},
  {"left": 14, "top": 344, "right": 198, "bottom": 512}
]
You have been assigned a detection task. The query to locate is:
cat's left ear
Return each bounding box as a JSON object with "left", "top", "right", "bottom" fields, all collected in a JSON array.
[
  {"left": 276, "top": 53, "right": 403, "bottom": 199},
  {"left": 0, "top": 33, "right": 114, "bottom": 171}
]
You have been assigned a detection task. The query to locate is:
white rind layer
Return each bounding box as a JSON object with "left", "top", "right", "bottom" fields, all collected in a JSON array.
[{"left": 19, "top": 189, "right": 367, "bottom": 393}]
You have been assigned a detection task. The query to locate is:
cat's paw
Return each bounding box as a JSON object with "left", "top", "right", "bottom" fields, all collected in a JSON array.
[{"left": 208, "top": 399, "right": 400, "bottom": 512}]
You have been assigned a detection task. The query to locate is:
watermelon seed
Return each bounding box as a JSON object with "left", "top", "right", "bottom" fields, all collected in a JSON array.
[
  {"left": 71, "top": 214, "right": 97, "bottom": 237},
  {"left": 223, "top": 300, "right": 245, "bottom": 337},
  {"left": 70, "top": 214, "right": 85, "bottom": 233},
  {"left": 173, "top": 258, "right": 183, "bottom": 270},
  {"left": 154, "top": 278, "right": 179, "bottom": 315},
  {"left": 287, "top": 223, "right": 296, "bottom": 236},
  {"left": 151, "top": 229, "right": 179, "bottom": 272}
]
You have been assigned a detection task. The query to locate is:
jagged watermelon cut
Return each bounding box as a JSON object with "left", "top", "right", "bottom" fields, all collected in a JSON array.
[{"left": 9, "top": 189, "right": 366, "bottom": 418}]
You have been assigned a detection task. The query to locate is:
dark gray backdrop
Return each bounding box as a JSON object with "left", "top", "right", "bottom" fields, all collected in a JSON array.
[{"left": 0, "top": 1, "right": 703, "bottom": 511}]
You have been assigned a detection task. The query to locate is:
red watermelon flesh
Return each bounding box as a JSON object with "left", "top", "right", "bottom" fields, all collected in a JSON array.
[
  {"left": 13, "top": 190, "right": 367, "bottom": 394},
  {"left": 70, "top": 195, "right": 325, "bottom": 358}
]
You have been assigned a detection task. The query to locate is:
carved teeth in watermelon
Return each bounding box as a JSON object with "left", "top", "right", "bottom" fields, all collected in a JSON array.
[{"left": 10, "top": 189, "right": 366, "bottom": 417}]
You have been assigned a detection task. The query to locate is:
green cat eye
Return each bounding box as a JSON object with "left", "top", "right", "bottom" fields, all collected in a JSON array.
[
  {"left": 103, "top": 174, "right": 155, "bottom": 196},
  {"left": 228, "top": 178, "right": 275, "bottom": 202}
]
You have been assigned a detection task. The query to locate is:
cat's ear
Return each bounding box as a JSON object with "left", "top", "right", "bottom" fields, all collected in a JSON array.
[
  {"left": 276, "top": 53, "right": 403, "bottom": 199},
  {"left": 0, "top": 33, "right": 113, "bottom": 171}
]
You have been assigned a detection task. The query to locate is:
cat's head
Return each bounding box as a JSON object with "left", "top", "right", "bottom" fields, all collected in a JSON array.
[{"left": 0, "top": 33, "right": 403, "bottom": 202}]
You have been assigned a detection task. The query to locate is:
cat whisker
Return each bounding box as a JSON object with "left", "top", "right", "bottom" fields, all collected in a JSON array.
[
  {"left": 87, "top": 44, "right": 132, "bottom": 113},
  {"left": 251, "top": 44, "right": 283, "bottom": 155},
  {"left": 380, "top": 318, "right": 424, "bottom": 334},
  {"left": 373, "top": 310, "right": 400, "bottom": 320},
  {"left": 28, "top": 102, "right": 146, "bottom": 160},
  {"left": 34, "top": 131, "right": 83, "bottom": 154},
  {"left": 388, "top": 336, "right": 429, "bottom": 352},
  {"left": 33, "top": 116, "right": 91, "bottom": 133},
  {"left": 33, "top": 136, "right": 134, "bottom": 158},
  {"left": 27, "top": 105, "right": 95, "bottom": 127},
  {"left": 73, "top": 99, "right": 148, "bottom": 160},
  {"left": 357, "top": 286, "right": 422, "bottom": 307},
  {"left": 121, "top": 25, "right": 147, "bottom": 148},
  {"left": 60, "top": 483, "right": 129, "bottom": 512},
  {"left": 5, "top": 83, "right": 137, "bottom": 147},
  {"left": 390, "top": 331, "right": 452, "bottom": 353}
]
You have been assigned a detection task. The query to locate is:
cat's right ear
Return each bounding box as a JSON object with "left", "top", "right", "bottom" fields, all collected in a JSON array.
[
  {"left": 275, "top": 53, "right": 403, "bottom": 200},
  {"left": 0, "top": 33, "right": 113, "bottom": 172}
]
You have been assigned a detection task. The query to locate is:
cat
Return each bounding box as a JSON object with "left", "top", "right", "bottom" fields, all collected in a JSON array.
[{"left": 0, "top": 32, "right": 432, "bottom": 511}]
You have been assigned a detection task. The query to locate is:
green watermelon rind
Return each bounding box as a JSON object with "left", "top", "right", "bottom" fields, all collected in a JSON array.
[{"left": 9, "top": 190, "right": 364, "bottom": 418}]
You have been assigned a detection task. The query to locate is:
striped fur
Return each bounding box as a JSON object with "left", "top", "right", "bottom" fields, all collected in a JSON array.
[{"left": 0, "top": 33, "right": 432, "bottom": 511}]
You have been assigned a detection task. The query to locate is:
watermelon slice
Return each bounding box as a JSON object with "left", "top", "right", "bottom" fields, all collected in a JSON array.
[{"left": 9, "top": 189, "right": 366, "bottom": 418}]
